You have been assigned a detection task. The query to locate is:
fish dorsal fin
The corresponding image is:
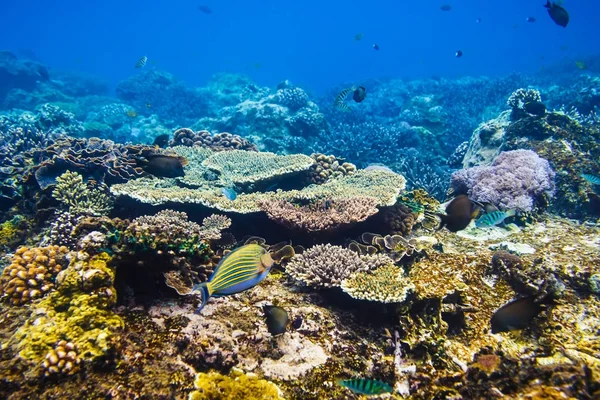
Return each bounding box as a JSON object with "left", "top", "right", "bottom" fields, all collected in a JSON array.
[{"left": 260, "top": 252, "right": 274, "bottom": 271}]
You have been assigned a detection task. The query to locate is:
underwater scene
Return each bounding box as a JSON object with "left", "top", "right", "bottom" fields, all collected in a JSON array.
[{"left": 1, "top": 0, "right": 600, "bottom": 399}]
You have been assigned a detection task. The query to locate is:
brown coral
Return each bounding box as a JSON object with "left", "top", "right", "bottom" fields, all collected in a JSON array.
[
  {"left": 0, "top": 245, "right": 70, "bottom": 305},
  {"left": 41, "top": 340, "right": 82, "bottom": 377},
  {"left": 172, "top": 128, "right": 258, "bottom": 152},
  {"left": 258, "top": 196, "right": 379, "bottom": 233},
  {"left": 381, "top": 202, "right": 419, "bottom": 236},
  {"left": 306, "top": 153, "right": 357, "bottom": 184}
]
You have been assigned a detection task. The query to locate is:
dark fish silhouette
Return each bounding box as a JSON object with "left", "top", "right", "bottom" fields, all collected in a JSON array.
[
  {"left": 372, "top": 44, "right": 380, "bottom": 51},
  {"left": 524, "top": 101, "right": 546, "bottom": 116},
  {"left": 198, "top": 5, "right": 212, "bottom": 14},
  {"left": 544, "top": 1, "right": 569, "bottom": 28},
  {"left": 352, "top": 86, "right": 366, "bottom": 103},
  {"left": 263, "top": 305, "right": 289, "bottom": 336},
  {"left": 152, "top": 134, "right": 170, "bottom": 148},
  {"left": 526, "top": 16, "right": 536, "bottom": 23},
  {"left": 455, "top": 50, "right": 463, "bottom": 58},
  {"left": 437, "top": 195, "right": 480, "bottom": 232},
  {"left": 142, "top": 154, "right": 187, "bottom": 177},
  {"left": 440, "top": 4, "right": 452, "bottom": 11},
  {"left": 491, "top": 296, "right": 544, "bottom": 333}
]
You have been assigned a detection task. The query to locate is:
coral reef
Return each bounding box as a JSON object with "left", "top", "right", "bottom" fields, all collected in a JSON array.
[
  {"left": 507, "top": 88, "right": 542, "bottom": 120},
  {"left": 341, "top": 264, "right": 415, "bottom": 303},
  {"left": 52, "top": 171, "right": 113, "bottom": 216},
  {"left": 172, "top": 128, "right": 258, "bottom": 152},
  {"left": 0, "top": 246, "right": 69, "bottom": 305},
  {"left": 451, "top": 149, "right": 555, "bottom": 212},
  {"left": 189, "top": 368, "right": 284, "bottom": 400},
  {"left": 305, "top": 153, "right": 356, "bottom": 184}
]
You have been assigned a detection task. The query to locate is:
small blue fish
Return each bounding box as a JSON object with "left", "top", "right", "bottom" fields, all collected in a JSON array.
[
  {"left": 191, "top": 244, "right": 274, "bottom": 313},
  {"left": 221, "top": 187, "right": 237, "bottom": 200},
  {"left": 476, "top": 209, "right": 516, "bottom": 228},
  {"left": 581, "top": 173, "right": 600, "bottom": 185},
  {"left": 337, "top": 378, "right": 393, "bottom": 395}
]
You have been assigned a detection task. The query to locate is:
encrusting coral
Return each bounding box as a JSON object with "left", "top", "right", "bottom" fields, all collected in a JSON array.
[
  {"left": 341, "top": 263, "right": 415, "bottom": 303},
  {"left": 189, "top": 368, "right": 284, "bottom": 400},
  {"left": 285, "top": 243, "right": 393, "bottom": 288},
  {"left": 12, "top": 252, "right": 123, "bottom": 376},
  {"left": 258, "top": 196, "right": 379, "bottom": 233},
  {"left": 0, "top": 245, "right": 69, "bottom": 306}
]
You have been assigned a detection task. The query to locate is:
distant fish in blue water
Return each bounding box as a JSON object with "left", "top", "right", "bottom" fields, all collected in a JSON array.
[
  {"left": 372, "top": 43, "right": 380, "bottom": 51},
  {"left": 455, "top": 50, "right": 463, "bottom": 58},
  {"left": 221, "top": 187, "right": 237, "bottom": 200},
  {"left": 352, "top": 86, "right": 367, "bottom": 103},
  {"left": 198, "top": 4, "right": 212, "bottom": 14},
  {"left": 440, "top": 4, "right": 452, "bottom": 11},
  {"left": 337, "top": 378, "right": 393, "bottom": 395},
  {"left": 544, "top": 0, "right": 569, "bottom": 28},
  {"left": 581, "top": 174, "right": 600, "bottom": 185},
  {"left": 476, "top": 17, "right": 482, "bottom": 23},
  {"left": 191, "top": 244, "right": 274, "bottom": 313},
  {"left": 354, "top": 33, "right": 363, "bottom": 41},
  {"left": 476, "top": 209, "right": 516, "bottom": 228},
  {"left": 526, "top": 16, "right": 536, "bottom": 23},
  {"left": 135, "top": 55, "right": 147, "bottom": 68},
  {"left": 334, "top": 87, "right": 354, "bottom": 111}
]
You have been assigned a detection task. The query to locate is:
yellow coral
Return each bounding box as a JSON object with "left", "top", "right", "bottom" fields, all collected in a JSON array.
[
  {"left": 189, "top": 368, "right": 285, "bottom": 400},
  {"left": 12, "top": 252, "right": 123, "bottom": 374},
  {"left": 341, "top": 263, "right": 415, "bottom": 303}
]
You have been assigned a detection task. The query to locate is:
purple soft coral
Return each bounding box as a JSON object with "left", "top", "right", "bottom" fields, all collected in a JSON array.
[{"left": 450, "top": 150, "right": 555, "bottom": 212}]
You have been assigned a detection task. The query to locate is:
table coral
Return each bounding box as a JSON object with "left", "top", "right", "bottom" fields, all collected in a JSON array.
[{"left": 0, "top": 245, "right": 69, "bottom": 306}]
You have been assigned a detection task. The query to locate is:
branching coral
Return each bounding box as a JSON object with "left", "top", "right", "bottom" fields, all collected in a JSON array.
[
  {"left": 52, "top": 171, "right": 113, "bottom": 216},
  {"left": 0, "top": 245, "right": 69, "bottom": 305},
  {"left": 507, "top": 88, "right": 542, "bottom": 119},
  {"left": 341, "top": 264, "right": 415, "bottom": 303},
  {"left": 172, "top": 128, "right": 258, "bottom": 152},
  {"left": 450, "top": 149, "right": 555, "bottom": 212},
  {"left": 13, "top": 252, "right": 123, "bottom": 375},
  {"left": 285, "top": 243, "right": 393, "bottom": 288},
  {"left": 189, "top": 368, "right": 284, "bottom": 400},
  {"left": 258, "top": 196, "right": 379, "bottom": 233}
]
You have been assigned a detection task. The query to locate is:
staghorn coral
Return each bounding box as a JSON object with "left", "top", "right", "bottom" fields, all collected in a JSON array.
[
  {"left": 13, "top": 252, "right": 123, "bottom": 374},
  {"left": 52, "top": 170, "right": 113, "bottom": 216},
  {"left": 305, "top": 153, "right": 356, "bottom": 184},
  {"left": 451, "top": 149, "right": 555, "bottom": 212},
  {"left": 111, "top": 168, "right": 406, "bottom": 214},
  {"left": 0, "top": 245, "right": 69, "bottom": 306},
  {"left": 286, "top": 243, "right": 393, "bottom": 288},
  {"left": 189, "top": 368, "right": 284, "bottom": 400},
  {"left": 199, "top": 214, "right": 232, "bottom": 241},
  {"left": 341, "top": 263, "right": 415, "bottom": 303},
  {"left": 258, "top": 196, "right": 379, "bottom": 233},
  {"left": 202, "top": 149, "right": 315, "bottom": 187},
  {"left": 172, "top": 128, "right": 258, "bottom": 152}
]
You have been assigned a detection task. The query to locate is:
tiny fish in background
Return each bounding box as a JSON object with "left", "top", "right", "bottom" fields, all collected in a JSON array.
[
  {"left": 440, "top": 4, "right": 452, "bottom": 11},
  {"left": 352, "top": 86, "right": 367, "bottom": 103},
  {"left": 476, "top": 17, "right": 482, "bottom": 23},
  {"left": 544, "top": 0, "right": 569, "bottom": 28},
  {"left": 491, "top": 295, "right": 545, "bottom": 333},
  {"left": 135, "top": 55, "right": 147, "bottom": 68},
  {"left": 524, "top": 101, "right": 546, "bottom": 116},
  {"left": 354, "top": 33, "right": 363, "bottom": 41},
  {"left": 221, "top": 187, "right": 237, "bottom": 200},
  {"left": 526, "top": 16, "right": 536, "bottom": 23},
  {"left": 575, "top": 60, "right": 587, "bottom": 70},
  {"left": 263, "top": 305, "right": 289, "bottom": 336},
  {"left": 152, "top": 134, "right": 170, "bottom": 148},
  {"left": 372, "top": 44, "right": 380, "bottom": 51},
  {"left": 475, "top": 209, "right": 516, "bottom": 228},
  {"left": 337, "top": 378, "right": 393, "bottom": 395},
  {"left": 455, "top": 50, "right": 463, "bottom": 58},
  {"left": 581, "top": 173, "right": 600, "bottom": 185},
  {"left": 198, "top": 4, "right": 212, "bottom": 14},
  {"left": 191, "top": 244, "right": 274, "bottom": 313}
]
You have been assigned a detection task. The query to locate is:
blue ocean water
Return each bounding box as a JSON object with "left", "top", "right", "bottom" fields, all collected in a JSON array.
[{"left": 1, "top": 0, "right": 598, "bottom": 91}]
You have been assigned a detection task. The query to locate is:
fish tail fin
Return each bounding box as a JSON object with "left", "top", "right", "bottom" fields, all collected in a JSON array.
[
  {"left": 436, "top": 214, "right": 447, "bottom": 230},
  {"left": 191, "top": 283, "right": 211, "bottom": 314},
  {"left": 544, "top": 0, "right": 551, "bottom": 8}
]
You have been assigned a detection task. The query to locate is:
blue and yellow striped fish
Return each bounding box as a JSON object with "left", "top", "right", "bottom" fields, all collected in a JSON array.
[
  {"left": 337, "top": 378, "right": 393, "bottom": 395},
  {"left": 191, "top": 243, "right": 274, "bottom": 313}
]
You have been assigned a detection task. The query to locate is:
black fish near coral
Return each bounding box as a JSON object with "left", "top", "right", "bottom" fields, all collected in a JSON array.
[
  {"left": 263, "top": 305, "right": 289, "bottom": 336},
  {"left": 338, "top": 378, "right": 393, "bottom": 395},
  {"left": 372, "top": 44, "right": 380, "bottom": 51},
  {"left": 135, "top": 55, "right": 148, "bottom": 68},
  {"left": 142, "top": 154, "right": 188, "bottom": 178},
  {"left": 524, "top": 101, "right": 546, "bottom": 116},
  {"left": 437, "top": 194, "right": 480, "bottom": 232},
  {"left": 352, "top": 86, "right": 367, "bottom": 103},
  {"left": 152, "top": 134, "right": 170, "bottom": 148},
  {"left": 544, "top": 1, "right": 569, "bottom": 27},
  {"left": 491, "top": 296, "right": 545, "bottom": 333}
]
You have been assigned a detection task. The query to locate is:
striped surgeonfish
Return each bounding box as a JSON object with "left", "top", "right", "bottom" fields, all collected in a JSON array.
[{"left": 191, "top": 243, "right": 274, "bottom": 313}]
